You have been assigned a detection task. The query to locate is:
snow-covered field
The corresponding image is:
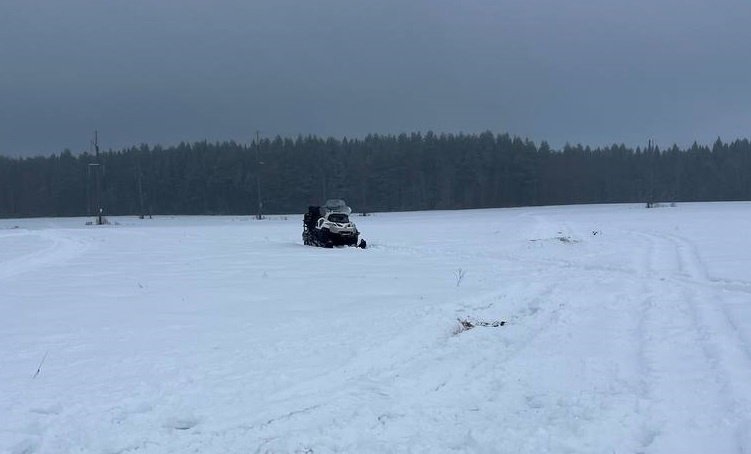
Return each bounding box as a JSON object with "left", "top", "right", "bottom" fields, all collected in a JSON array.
[{"left": 1, "top": 203, "right": 750, "bottom": 453}]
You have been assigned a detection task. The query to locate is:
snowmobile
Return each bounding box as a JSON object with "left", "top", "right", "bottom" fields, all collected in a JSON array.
[{"left": 303, "top": 199, "right": 367, "bottom": 249}]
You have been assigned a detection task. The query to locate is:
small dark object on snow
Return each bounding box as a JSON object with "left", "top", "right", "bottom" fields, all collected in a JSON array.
[
  {"left": 646, "top": 202, "right": 676, "bottom": 209},
  {"left": 32, "top": 351, "right": 48, "bottom": 379},
  {"left": 455, "top": 317, "right": 506, "bottom": 334}
]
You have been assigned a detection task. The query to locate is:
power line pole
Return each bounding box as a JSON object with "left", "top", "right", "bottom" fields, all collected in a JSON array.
[
  {"left": 94, "top": 131, "right": 103, "bottom": 224},
  {"left": 88, "top": 130, "right": 105, "bottom": 224},
  {"left": 136, "top": 155, "right": 145, "bottom": 219},
  {"left": 647, "top": 138, "right": 655, "bottom": 208},
  {"left": 255, "top": 130, "right": 263, "bottom": 220}
]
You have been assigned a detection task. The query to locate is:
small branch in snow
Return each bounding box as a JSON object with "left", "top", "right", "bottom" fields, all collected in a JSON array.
[
  {"left": 454, "top": 317, "right": 506, "bottom": 335},
  {"left": 32, "top": 351, "right": 48, "bottom": 379},
  {"left": 260, "top": 404, "right": 322, "bottom": 428},
  {"left": 455, "top": 268, "right": 466, "bottom": 287}
]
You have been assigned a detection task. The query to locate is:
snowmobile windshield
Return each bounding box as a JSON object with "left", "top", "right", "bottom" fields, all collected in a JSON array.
[
  {"left": 324, "top": 199, "right": 352, "bottom": 214},
  {"left": 327, "top": 213, "right": 350, "bottom": 224}
]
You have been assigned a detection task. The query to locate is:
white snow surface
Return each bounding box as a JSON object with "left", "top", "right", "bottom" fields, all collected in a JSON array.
[{"left": 1, "top": 203, "right": 751, "bottom": 453}]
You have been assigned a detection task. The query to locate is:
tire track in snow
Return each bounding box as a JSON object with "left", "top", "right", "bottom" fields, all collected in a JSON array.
[
  {"left": 659, "top": 232, "right": 751, "bottom": 452},
  {"left": 379, "top": 223, "right": 751, "bottom": 300},
  {"left": 665, "top": 232, "right": 751, "bottom": 363},
  {"left": 375, "top": 219, "right": 680, "bottom": 452},
  {"left": 633, "top": 232, "right": 662, "bottom": 452},
  {"left": 377, "top": 221, "right": 750, "bottom": 452},
  {"left": 0, "top": 230, "right": 90, "bottom": 281},
  {"left": 191, "top": 283, "right": 565, "bottom": 452},
  {"left": 634, "top": 230, "right": 750, "bottom": 453}
]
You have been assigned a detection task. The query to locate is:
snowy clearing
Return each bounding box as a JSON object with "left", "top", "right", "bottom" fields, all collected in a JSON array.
[{"left": 1, "top": 203, "right": 751, "bottom": 453}]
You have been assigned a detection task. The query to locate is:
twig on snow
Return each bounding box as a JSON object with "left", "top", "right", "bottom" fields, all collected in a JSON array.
[
  {"left": 455, "top": 268, "right": 466, "bottom": 287},
  {"left": 32, "top": 351, "right": 48, "bottom": 379}
]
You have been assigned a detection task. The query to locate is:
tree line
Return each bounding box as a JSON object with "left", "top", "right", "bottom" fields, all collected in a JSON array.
[{"left": 1, "top": 132, "right": 749, "bottom": 218}]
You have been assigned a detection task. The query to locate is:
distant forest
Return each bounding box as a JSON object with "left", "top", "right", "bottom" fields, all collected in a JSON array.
[{"left": 1, "top": 132, "right": 750, "bottom": 218}]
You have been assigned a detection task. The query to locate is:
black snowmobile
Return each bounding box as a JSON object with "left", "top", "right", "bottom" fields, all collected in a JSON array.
[{"left": 303, "top": 199, "right": 367, "bottom": 249}]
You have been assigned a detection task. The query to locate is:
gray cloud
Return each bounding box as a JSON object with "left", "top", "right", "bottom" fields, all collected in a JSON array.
[{"left": 1, "top": 0, "right": 750, "bottom": 156}]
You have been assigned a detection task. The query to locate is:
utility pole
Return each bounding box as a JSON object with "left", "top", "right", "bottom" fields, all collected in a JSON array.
[
  {"left": 320, "top": 145, "right": 327, "bottom": 201},
  {"left": 136, "top": 155, "right": 145, "bottom": 219},
  {"left": 88, "top": 130, "right": 105, "bottom": 224},
  {"left": 255, "top": 130, "right": 263, "bottom": 220},
  {"left": 647, "top": 139, "right": 655, "bottom": 208}
]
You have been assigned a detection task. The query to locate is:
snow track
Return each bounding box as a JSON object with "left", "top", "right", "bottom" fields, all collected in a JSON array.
[
  {"left": 0, "top": 229, "right": 90, "bottom": 280},
  {"left": 626, "top": 227, "right": 751, "bottom": 453},
  {"left": 1, "top": 204, "right": 749, "bottom": 453}
]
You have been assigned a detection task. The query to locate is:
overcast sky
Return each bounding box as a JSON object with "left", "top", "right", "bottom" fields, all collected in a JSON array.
[{"left": 1, "top": 0, "right": 750, "bottom": 156}]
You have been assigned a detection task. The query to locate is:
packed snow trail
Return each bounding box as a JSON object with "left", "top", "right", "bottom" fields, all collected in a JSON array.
[
  {"left": 0, "top": 229, "right": 90, "bottom": 280},
  {"left": 0, "top": 203, "right": 750, "bottom": 453},
  {"left": 629, "top": 230, "right": 749, "bottom": 452}
]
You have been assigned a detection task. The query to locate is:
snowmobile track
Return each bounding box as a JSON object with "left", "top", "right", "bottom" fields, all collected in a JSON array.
[{"left": 0, "top": 230, "right": 90, "bottom": 281}]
